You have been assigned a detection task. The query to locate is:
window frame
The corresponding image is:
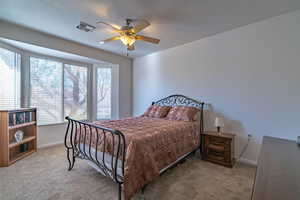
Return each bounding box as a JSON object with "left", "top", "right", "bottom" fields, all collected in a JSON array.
[
  {"left": 63, "top": 63, "right": 89, "bottom": 121},
  {"left": 29, "top": 56, "right": 64, "bottom": 125},
  {"left": 28, "top": 54, "right": 91, "bottom": 126},
  {"left": 93, "top": 64, "right": 119, "bottom": 120},
  {"left": 0, "top": 42, "right": 23, "bottom": 109}
]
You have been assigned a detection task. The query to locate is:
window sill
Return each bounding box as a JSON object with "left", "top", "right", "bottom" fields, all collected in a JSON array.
[
  {"left": 96, "top": 118, "right": 111, "bottom": 121},
  {"left": 37, "top": 118, "right": 111, "bottom": 127},
  {"left": 38, "top": 122, "right": 68, "bottom": 127}
]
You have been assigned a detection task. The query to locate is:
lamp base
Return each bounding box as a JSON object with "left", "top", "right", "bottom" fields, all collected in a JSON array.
[{"left": 217, "top": 127, "right": 222, "bottom": 135}]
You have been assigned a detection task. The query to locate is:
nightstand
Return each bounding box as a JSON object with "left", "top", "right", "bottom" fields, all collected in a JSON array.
[{"left": 202, "top": 131, "right": 235, "bottom": 168}]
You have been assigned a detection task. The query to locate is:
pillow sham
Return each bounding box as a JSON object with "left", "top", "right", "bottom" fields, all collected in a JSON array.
[
  {"left": 166, "top": 106, "right": 199, "bottom": 121},
  {"left": 142, "top": 105, "right": 171, "bottom": 118}
]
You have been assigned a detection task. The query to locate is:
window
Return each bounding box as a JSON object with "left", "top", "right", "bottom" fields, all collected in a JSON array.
[
  {"left": 0, "top": 47, "right": 21, "bottom": 109},
  {"left": 29, "top": 57, "right": 88, "bottom": 125},
  {"left": 64, "top": 64, "right": 88, "bottom": 120},
  {"left": 0, "top": 40, "right": 119, "bottom": 125},
  {"left": 97, "top": 67, "right": 112, "bottom": 119},
  {"left": 30, "top": 57, "right": 63, "bottom": 124}
]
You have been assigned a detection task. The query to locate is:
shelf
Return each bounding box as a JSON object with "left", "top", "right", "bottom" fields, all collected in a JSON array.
[
  {"left": 9, "top": 150, "right": 35, "bottom": 165},
  {"left": 8, "top": 121, "right": 36, "bottom": 130},
  {"left": 9, "top": 136, "right": 36, "bottom": 149}
]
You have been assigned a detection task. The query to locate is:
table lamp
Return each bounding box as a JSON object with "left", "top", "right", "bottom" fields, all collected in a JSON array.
[{"left": 214, "top": 117, "right": 225, "bottom": 134}]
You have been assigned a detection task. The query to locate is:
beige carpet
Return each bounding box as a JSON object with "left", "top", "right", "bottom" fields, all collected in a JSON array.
[{"left": 0, "top": 145, "right": 256, "bottom": 200}]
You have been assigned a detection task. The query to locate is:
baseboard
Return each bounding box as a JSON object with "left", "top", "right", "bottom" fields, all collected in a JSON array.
[
  {"left": 38, "top": 141, "right": 64, "bottom": 149},
  {"left": 238, "top": 157, "right": 257, "bottom": 166}
]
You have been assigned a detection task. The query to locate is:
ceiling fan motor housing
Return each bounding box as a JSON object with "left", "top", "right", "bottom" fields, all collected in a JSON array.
[{"left": 126, "top": 19, "right": 133, "bottom": 25}]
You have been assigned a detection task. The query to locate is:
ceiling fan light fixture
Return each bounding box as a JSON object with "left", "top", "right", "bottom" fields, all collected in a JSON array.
[
  {"left": 120, "top": 35, "right": 136, "bottom": 46},
  {"left": 96, "top": 18, "right": 159, "bottom": 51}
]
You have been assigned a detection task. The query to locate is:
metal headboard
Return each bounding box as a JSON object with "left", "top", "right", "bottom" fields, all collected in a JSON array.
[
  {"left": 152, "top": 94, "right": 204, "bottom": 109},
  {"left": 152, "top": 94, "right": 205, "bottom": 152}
]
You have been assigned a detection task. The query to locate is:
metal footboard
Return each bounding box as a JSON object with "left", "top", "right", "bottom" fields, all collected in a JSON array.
[{"left": 64, "top": 117, "right": 126, "bottom": 199}]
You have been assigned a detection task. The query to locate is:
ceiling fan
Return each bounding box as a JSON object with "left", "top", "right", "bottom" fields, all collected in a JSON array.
[{"left": 97, "top": 19, "right": 160, "bottom": 51}]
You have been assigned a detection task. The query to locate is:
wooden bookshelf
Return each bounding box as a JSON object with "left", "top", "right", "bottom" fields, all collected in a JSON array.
[{"left": 0, "top": 108, "right": 37, "bottom": 167}]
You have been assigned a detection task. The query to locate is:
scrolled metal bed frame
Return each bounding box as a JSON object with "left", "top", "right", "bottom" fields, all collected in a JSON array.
[{"left": 64, "top": 94, "right": 204, "bottom": 200}]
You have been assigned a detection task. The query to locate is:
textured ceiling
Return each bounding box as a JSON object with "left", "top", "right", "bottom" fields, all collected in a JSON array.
[{"left": 0, "top": 0, "right": 300, "bottom": 57}]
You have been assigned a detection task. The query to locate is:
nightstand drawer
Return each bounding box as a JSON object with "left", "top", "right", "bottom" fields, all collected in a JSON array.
[
  {"left": 205, "top": 148, "right": 230, "bottom": 162},
  {"left": 205, "top": 136, "right": 230, "bottom": 150},
  {"left": 207, "top": 144, "right": 227, "bottom": 152}
]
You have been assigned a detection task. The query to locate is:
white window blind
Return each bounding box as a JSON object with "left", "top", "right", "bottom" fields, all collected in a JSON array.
[
  {"left": 0, "top": 47, "right": 21, "bottom": 109},
  {"left": 30, "top": 57, "right": 63, "bottom": 125},
  {"left": 97, "top": 68, "right": 112, "bottom": 119},
  {"left": 64, "top": 64, "right": 88, "bottom": 120}
]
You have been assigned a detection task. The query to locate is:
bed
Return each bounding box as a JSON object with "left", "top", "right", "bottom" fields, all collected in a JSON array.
[{"left": 64, "top": 95, "right": 204, "bottom": 200}]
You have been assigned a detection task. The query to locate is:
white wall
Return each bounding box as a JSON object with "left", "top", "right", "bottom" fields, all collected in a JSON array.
[
  {"left": 133, "top": 10, "right": 300, "bottom": 164},
  {"left": 38, "top": 124, "right": 67, "bottom": 148},
  {"left": 0, "top": 21, "right": 132, "bottom": 148}
]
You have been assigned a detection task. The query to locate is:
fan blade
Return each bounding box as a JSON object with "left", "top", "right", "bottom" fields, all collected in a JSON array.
[
  {"left": 135, "top": 35, "right": 160, "bottom": 44},
  {"left": 100, "top": 36, "right": 120, "bottom": 44},
  {"left": 96, "top": 21, "right": 121, "bottom": 31},
  {"left": 130, "top": 19, "right": 150, "bottom": 33},
  {"left": 127, "top": 44, "right": 135, "bottom": 51}
]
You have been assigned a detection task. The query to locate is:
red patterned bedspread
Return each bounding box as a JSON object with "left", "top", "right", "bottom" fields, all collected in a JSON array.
[{"left": 88, "top": 117, "right": 200, "bottom": 199}]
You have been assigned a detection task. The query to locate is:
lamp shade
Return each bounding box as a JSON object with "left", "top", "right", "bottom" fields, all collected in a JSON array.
[{"left": 214, "top": 117, "right": 225, "bottom": 128}]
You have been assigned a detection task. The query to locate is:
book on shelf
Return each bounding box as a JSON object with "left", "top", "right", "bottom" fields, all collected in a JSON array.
[
  {"left": 16, "top": 112, "right": 25, "bottom": 125},
  {"left": 9, "top": 113, "right": 15, "bottom": 126},
  {"left": 9, "top": 111, "right": 34, "bottom": 127},
  {"left": 25, "top": 112, "right": 32, "bottom": 123}
]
